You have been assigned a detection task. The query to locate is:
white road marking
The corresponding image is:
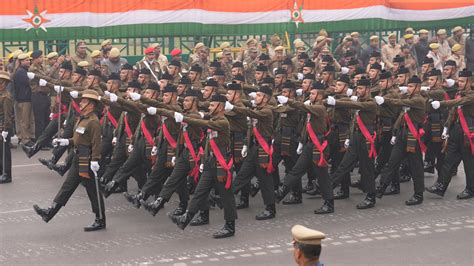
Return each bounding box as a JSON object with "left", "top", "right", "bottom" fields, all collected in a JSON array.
[
  {"left": 12, "top": 163, "right": 41, "bottom": 168},
  {"left": 0, "top": 208, "right": 32, "bottom": 215}
]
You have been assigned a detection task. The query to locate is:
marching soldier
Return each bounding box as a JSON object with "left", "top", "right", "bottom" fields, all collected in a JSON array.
[
  {"left": 33, "top": 89, "right": 105, "bottom": 231},
  {"left": 0, "top": 71, "right": 13, "bottom": 184},
  {"left": 375, "top": 75, "right": 427, "bottom": 205}
]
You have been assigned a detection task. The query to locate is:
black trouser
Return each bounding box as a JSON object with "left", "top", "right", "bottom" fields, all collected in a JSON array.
[
  {"left": 332, "top": 132, "right": 376, "bottom": 194},
  {"left": 233, "top": 144, "right": 275, "bottom": 205},
  {"left": 35, "top": 118, "right": 59, "bottom": 148},
  {"left": 283, "top": 142, "right": 333, "bottom": 200},
  {"left": 425, "top": 141, "right": 445, "bottom": 173},
  {"left": 0, "top": 134, "right": 12, "bottom": 177},
  {"left": 376, "top": 130, "right": 400, "bottom": 185},
  {"left": 31, "top": 92, "right": 51, "bottom": 139},
  {"left": 49, "top": 112, "right": 76, "bottom": 162},
  {"left": 112, "top": 136, "right": 148, "bottom": 188},
  {"left": 140, "top": 141, "right": 174, "bottom": 200},
  {"left": 99, "top": 123, "right": 115, "bottom": 177},
  {"left": 188, "top": 157, "right": 237, "bottom": 221},
  {"left": 101, "top": 134, "right": 128, "bottom": 183},
  {"left": 272, "top": 135, "right": 298, "bottom": 190},
  {"left": 159, "top": 149, "right": 193, "bottom": 202},
  {"left": 438, "top": 125, "right": 474, "bottom": 190},
  {"left": 54, "top": 155, "right": 105, "bottom": 218},
  {"left": 328, "top": 128, "right": 350, "bottom": 191},
  {"left": 380, "top": 131, "right": 424, "bottom": 194}
]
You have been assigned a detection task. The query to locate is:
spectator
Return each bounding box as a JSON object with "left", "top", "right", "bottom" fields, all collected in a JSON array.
[
  {"left": 334, "top": 35, "right": 354, "bottom": 61},
  {"left": 13, "top": 53, "right": 35, "bottom": 145},
  {"left": 432, "top": 29, "right": 451, "bottom": 64},
  {"left": 70, "top": 40, "right": 92, "bottom": 71},
  {"left": 466, "top": 29, "right": 474, "bottom": 71},
  {"left": 28, "top": 50, "right": 51, "bottom": 140},
  {"left": 447, "top": 26, "right": 466, "bottom": 55},
  {"left": 151, "top": 43, "right": 169, "bottom": 72},
  {"left": 448, "top": 44, "right": 466, "bottom": 71},
  {"left": 427, "top": 43, "right": 442, "bottom": 70},
  {"left": 360, "top": 35, "right": 380, "bottom": 67},
  {"left": 350, "top": 32, "right": 362, "bottom": 59},
  {"left": 100, "top": 47, "right": 128, "bottom": 76},
  {"left": 400, "top": 45, "right": 417, "bottom": 74},
  {"left": 414, "top": 29, "right": 431, "bottom": 67},
  {"left": 381, "top": 33, "right": 401, "bottom": 70}
]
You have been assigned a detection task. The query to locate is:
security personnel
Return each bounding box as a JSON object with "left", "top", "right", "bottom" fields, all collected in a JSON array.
[
  {"left": 291, "top": 225, "right": 325, "bottom": 266},
  {"left": 169, "top": 94, "right": 237, "bottom": 239},
  {"left": 375, "top": 76, "right": 427, "bottom": 205},
  {"left": 228, "top": 86, "right": 276, "bottom": 220},
  {"left": 0, "top": 71, "right": 13, "bottom": 184},
  {"left": 326, "top": 77, "right": 378, "bottom": 209},
  {"left": 33, "top": 89, "right": 105, "bottom": 231},
  {"left": 426, "top": 69, "right": 474, "bottom": 199},
  {"left": 275, "top": 81, "right": 334, "bottom": 214},
  {"left": 29, "top": 50, "right": 51, "bottom": 140}
]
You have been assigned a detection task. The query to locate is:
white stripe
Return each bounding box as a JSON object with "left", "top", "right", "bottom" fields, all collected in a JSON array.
[
  {"left": 0, "top": 208, "right": 32, "bottom": 214},
  {"left": 12, "top": 163, "right": 41, "bottom": 168},
  {"left": 1, "top": 5, "right": 473, "bottom": 29}
]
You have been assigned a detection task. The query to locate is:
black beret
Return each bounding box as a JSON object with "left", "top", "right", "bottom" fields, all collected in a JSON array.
[
  {"left": 89, "top": 69, "right": 101, "bottom": 77},
  {"left": 179, "top": 77, "right": 191, "bottom": 85},
  {"left": 61, "top": 61, "right": 73, "bottom": 71},
  {"left": 147, "top": 82, "right": 160, "bottom": 91},
  {"left": 274, "top": 68, "right": 286, "bottom": 75},
  {"left": 370, "top": 51, "right": 381, "bottom": 58},
  {"left": 163, "top": 85, "right": 177, "bottom": 93},
  {"left": 357, "top": 77, "right": 371, "bottom": 86},
  {"left": 354, "top": 67, "right": 366, "bottom": 76},
  {"left": 303, "top": 73, "right": 316, "bottom": 80},
  {"left": 232, "top": 61, "right": 244, "bottom": 68},
  {"left": 303, "top": 60, "right": 315, "bottom": 68},
  {"left": 282, "top": 81, "right": 295, "bottom": 90},
  {"left": 121, "top": 63, "right": 133, "bottom": 70},
  {"left": 190, "top": 64, "right": 203, "bottom": 73},
  {"left": 140, "top": 68, "right": 151, "bottom": 75},
  {"left": 379, "top": 70, "right": 392, "bottom": 80},
  {"left": 321, "top": 55, "right": 334, "bottom": 63},
  {"left": 422, "top": 57, "right": 434, "bottom": 65},
  {"left": 311, "top": 81, "right": 326, "bottom": 90},
  {"left": 369, "top": 63, "right": 382, "bottom": 71},
  {"left": 214, "top": 68, "right": 225, "bottom": 76},
  {"left": 256, "top": 64, "right": 268, "bottom": 72},
  {"left": 210, "top": 60, "right": 221, "bottom": 68},
  {"left": 75, "top": 68, "right": 87, "bottom": 76},
  {"left": 408, "top": 75, "right": 422, "bottom": 84},
  {"left": 393, "top": 55, "right": 404, "bottom": 63},
  {"left": 227, "top": 82, "right": 242, "bottom": 91},
  {"left": 298, "top": 52, "right": 309, "bottom": 60},
  {"left": 108, "top": 72, "right": 120, "bottom": 81},
  {"left": 184, "top": 89, "right": 201, "bottom": 98},
  {"left": 204, "top": 78, "right": 218, "bottom": 87},
  {"left": 169, "top": 60, "right": 181, "bottom": 68},
  {"left": 348, "top": 58, "right": 359, "bottom": 66},
  {"left": 210, "top": 94, "right": 227, "bottom": 103},
  {"left": 127, "top": 80, "right": 142, "bottom": 89},
  {"left": 259, "top": 85, "right": 273, "bottom": 96},
  {"left": 258, "top": 53, "right": 270, "bottom": 60},
  {"left": 31, "top": 50, "right": 43, "bottom": 59},
  {"left": 262, "top": 76, "right": 275, "bottom": 85},
  {"left": 444, "top": 60, "right": 456, "bottom": 67},
  {"left": 396, "top": 66, "right": 410, "bottom": 75},
  {"left": 337, "top": 74, "right": 351, "bottom": 84},
  {"left": 322, "top": 65, "right": 336, "bottom": 72},
  {"left": 160, "top": 73, "right": 174, "bottom": 80},
  {"left": 458, "top": 68, "right": 472, "bottom": 77},
  {"left": 282, "top": 57, "right": 293, "bottom": 66},
  {"left": 233, "top": 73, "right": 245, "bottom": 82},
  {"left": 427, "top": 69, "right": 442, "bottom": 77}
]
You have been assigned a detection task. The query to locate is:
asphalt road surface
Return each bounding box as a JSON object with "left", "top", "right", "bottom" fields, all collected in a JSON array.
[{"left": 1, "top": 148, "right": 473, "bottom": 265}]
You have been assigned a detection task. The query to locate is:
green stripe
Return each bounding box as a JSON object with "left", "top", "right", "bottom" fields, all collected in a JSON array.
[{"left": 1, "top": 16, "right": 472, "bottom": 42}]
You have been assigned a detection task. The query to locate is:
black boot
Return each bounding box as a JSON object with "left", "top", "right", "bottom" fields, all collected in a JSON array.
[
  {"left": 21, "top": 143, "right": 40, "bottom": 158},
  {"left": 405, "top": 193, "right": 423, "bottom": 206},
  {"left": 51, "top": 163, "right": 68, "bottom": 176},
  {"left": 209, "top": 190, "right": 223, "bottom": 209},
  {"left": 375, "top": 183, "right": 388, "bottom": 199},
  {"left": 356, "top": 193, "right": 376, "bottom": 209},
  {"left": 172, "top": 201, "right": 188, "bottom": 216},
  {"left": 213, "top": 221, "right": 235, "bottom": 239},
  {"left": 143, "top": 197, "right": 166, "bottom": 216},
  {"left": 190, "top": 210, "right": 209, "bottom": 226},
  {"left": 84, "top": 215, "right": 106, "bottom": 232},
  {"left": 0, "top": 174, "right": 12, "bottom": 184},
  {"left": 33, "top": 202, "right": 61, "bottom": 223},
  {"left": 333, "top": 187, "right": 349, "bottom": 200},
  {"left": 255, "top": 204, "right": 276, "bottom": 220},
  {"left": 236, "top": 195, "right": 249, "bottom": 209},
  {"left": 38, "top": 157, "right": 51, "bottom": 168},
  {"left": 302, "top": 180, "right": 314, "bottom": 193},
  {"left": 306, "top": 181, "right": 321, "bottom": 196},
  {"left": 384, "top": 183, "right": 400, "bottom": 195},
  {"left": 275, "top": 184, "right": 290, "bottom": 203},
  {"left": 423, "top": 161, "right": 435, "bottom": 174},
  {"left": 169, "top": 211, "right": 195, "bottom": 230},
  {"left": 123, "top": 192, "right": 142, "bottom": 208},
  {"left": 282, "top": 191, "right": 302, "bottom": 205},
  {"left": 250, "top": 182, "right": 260, "bottom": 197},
  {"left": 314, "top": 200, "right": 334, "bottom": 214},
  {"left": 456, "top": 188, "right": 474, "bottom": 200},
  {"left": 103, "top": 180, "right": 119, "bottom": 198},
  {"left": 425, "top": 182, "right": 446, "bottom": 197}
]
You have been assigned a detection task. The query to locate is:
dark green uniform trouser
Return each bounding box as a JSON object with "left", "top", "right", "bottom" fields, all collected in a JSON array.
[
  {"left": 233, "top": 144, "right": 275, "bottom": 206},
  {"left": 54, "top": 155, "right": 105, "bottom": 218},
  {"left": 101, "top": 134, "right": 128, "bottom": 184},
  {"left": 282, "top": 142, "right": 333, "bottom": 200},
  {"left": 332, "top": 131, "right": 376, "bottom": 194},
  {"left": 35, "top": 118, "right": 59, "bottom": 149},
  {"left": 328, "top": 128, "right": 351, "bottom": 191},
  {"left": 158, "top": 148, "right": 194, "bottom": 202},
  {"left": 271, "top": 135, "right": 298, "bottom": 190},
  {"left": 112, "top": 136, "right": 148, "bottom": 188},
  {"left": 188, "top": 157, "right": 237, "bottom": 221},
  {"left": 0, "top": 134, "right": 12, "bottom": 177},
  {"left": 438, "top": 125, "right": 474, "bottom": 189},
  {"left": 98, "top": 123, "right": 114, "bottom": 177},
  {"left": 376, "top": 130, "right": 399, "bottom": 184},
  {"left": 380, "top": 130, "right": 424, "bottom": 194}
]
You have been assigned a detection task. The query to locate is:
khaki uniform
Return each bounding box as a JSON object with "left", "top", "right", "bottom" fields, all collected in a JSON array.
[{"left": 0, "top": 89, "right": 13, "bottom": 178}]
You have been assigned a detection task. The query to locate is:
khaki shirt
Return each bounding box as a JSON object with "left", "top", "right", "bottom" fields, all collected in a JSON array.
[
  {"left": 0, "top": 90, "right": 14, "bottom": 131},
  {"left": 29, "top": 63, "right": 50, "bottom": 93},
  {"left": 71, "top": 53, "right": 93, "bottom": 71},
  {"left": 381, "top": 43, "right": 401, "bottom": 69},
  {"left": 70, "top": 112, "right": 101, "bottom": 161}
]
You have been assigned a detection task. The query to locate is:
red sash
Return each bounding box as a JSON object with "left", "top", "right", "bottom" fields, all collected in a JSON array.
[
  {"left": 457, "top": 106, "right": 474, "bottom": 155},
  {"left": 306, "top": 121, "right": 328, "bottom": 167},
  {"left": 100, "top": 107, "right": 118, "bottom": 128},
  {"left": 209, "top": 136, "right": 233, "bottom": 189},
  {"left": 50, "top": 102, "right": 67, "bottom": 121},
  {"left": 123, "top": 114, "right": 133, "bottom": 139},
  {"left": 71, "top": 100, "right": 81, "bottom": 114},
  {"left": 403, "top": 112, "right": 427, "bottom": 153},
  {"left": 162, "top": 122, "right": 177, "bottom": 149},
  {"left": 141, "top": 119, "right": 155, "bottom": 146},
  {"left": 443, "top": 92, "right": 451, "bottom": 101},
  {"left": 183, "top": 128, "right": 203, "bottom": 182},
  {"left": 252, "top": 127, "right": 274, "bottom": 173},
  {"left": 356, "top": 115, "right": 377, "bottom": 158}
]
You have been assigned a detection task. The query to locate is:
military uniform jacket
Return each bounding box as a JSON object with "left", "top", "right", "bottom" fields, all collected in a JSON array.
[
  {"left": 29, "top": 63, "right": 50, "bottom": 93},
  {"left": 387, "top": 94, "right": 426, "bottom": 131},
  {"left": 334, "top": 98, "right": 377, "bottom": 134},
  {"left": 183, "top": 115, "right": 231, "bottom": 158},
  {"left": 69, "top": 112, "right": 102, "bottom": 161},
  {"left": 0, "top": 90, "right": 13, "bottom": 131},
  {"left": 441, "top": 90, "right": 474, "bottom": 129},
  {"left": 376, "top": 86, "right": 401, "bottom": 131},
  {"left": 233, "top": 104, "right": 274, "bottom": 139},
  {"left": 288, "top": 99, "right": 327, "bottom": 136}
]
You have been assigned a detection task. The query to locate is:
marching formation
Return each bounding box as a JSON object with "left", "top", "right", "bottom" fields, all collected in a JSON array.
[{"left": 1, "top": 28, "right": 473, "bottom": 239}]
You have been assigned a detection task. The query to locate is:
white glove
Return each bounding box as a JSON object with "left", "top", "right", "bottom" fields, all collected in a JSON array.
[
  {"left": 69, "top": 90, "right": 79, "bottom": 99},
  {"left": 277, "top": 95, "right": 288, "bottom": 104},
  {"left": 52, "top": 138, "right": 69, "bottom": 147},
  {"left": 431, "top": 100, "right": 440, "bottom": 110},
  {"left": 304, "top": 100, "right": 311, "bottom": 106},
  {"left": 326, "top": 96, "right": 336, "bottom": 106},
  {"left": 27, "top": 72, "right": 35, "bottom": 80},
  {"left": 341, "top": 67, "right": 349, "bottom": 74},
  {"left": 130, "top": 92, "right": 141, "bottom": 101},
  {"left": 199, "top": 163, "right": 204, "bottom": 173},
  {"left": 54, "top": 85, "right": 63, "bottom": 93},
  {"left": 128, "top": 144, "right": 134, "bottom": 153},
  {"left": 446, "top": 79, "right": 455, "bottom": 88},
  {"left": 421, "top": 86, "right": 430, "bottom": 92},
  {"left": 390, "top": 136, "right": 397, "bottom": 145},
  {"left": 39, "top": 79, "right": 47, "bottom": 86},
  {"left": 147, "top": 107, "right": 157, "bottom": 115},
  {"left": 90, "top": 161, "right": 100, "bottom": 173},
  {"left": 350, "top": 95, "right": 358, "bottom": 102},
  {"left": 344, "top": 139, "right": 350, "bottom": 149},
  {"left": 251, "top": 100, "right": 256, "bottom": 107},
  {"left": 374, "top": 96, "right": 385, "bottom": 105},
  {"left": 442, "top": 127, "right": 449, "bottom": 140},
  {"left": 225, "top": 101, "right": 234, "bottom": 111},
  {"left": 297, "top": 142, "right": 303, "bottom": 155},
  {"left": 171, "top": 156, "right": 176, "bottom": 166},
  {"left": 198, "top": 112, "right": 205, "bottom": 118},
  {"left": 151, "top": 146, "right": 158, "bottom": 156},
  {"left": 297, "top": 73, "right": 304, "bottom": 81},
  {"left": 1, "top": 131, "right": 8, "bottom": 141},
  {"left": 241, "top": 145, "right": 248, "bottom": 158},
  {"left": 273, "top": 68, "right": 278, "bottom": 75},
  {"left": 399, "top": 86, "right": 408, "bottom": 94},
  {"left": 109, "top": 93, "right": 118, "bottom": 102},
  {"left": 346, "top": 88, "right": 353, "bottom": 97},
  {"left": 296, "top": 89, "right": 303, "bottom": 96},
  {"left": 248, "top": 92, "right": 257, "bottom": 99},
  {"left": 111, "top": 137, "right": 117, "bottom": 146},
  {"left": 174, "top": 112, "right": 184, "bottom": 123},
  {"left": 104, "top": 91, "right": 110, "bottom": 97}
]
